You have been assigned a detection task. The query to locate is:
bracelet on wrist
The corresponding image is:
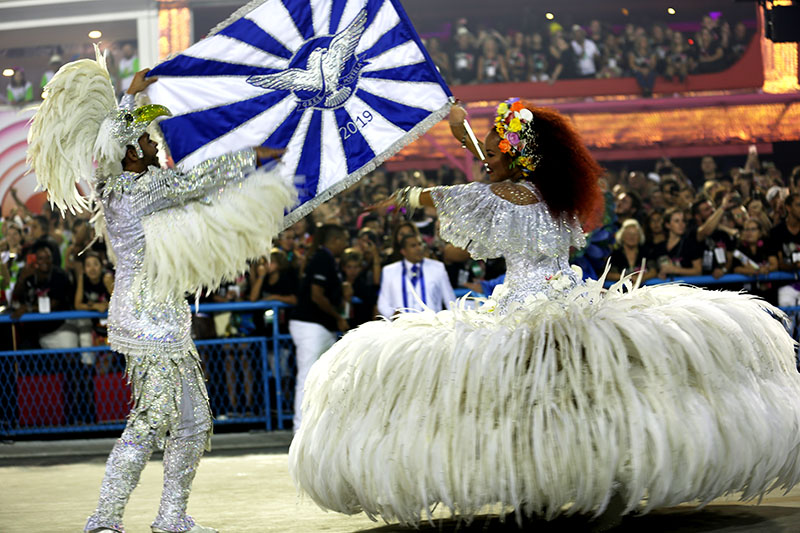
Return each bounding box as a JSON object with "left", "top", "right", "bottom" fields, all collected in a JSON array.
[{"left": 396, "top": 186, "right": 422, "bottom": 210}]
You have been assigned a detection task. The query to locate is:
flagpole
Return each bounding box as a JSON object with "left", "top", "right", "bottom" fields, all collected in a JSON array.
[
  {"left": 462, "top": 119, "right": 485, "bottom": 161},
  {"left": 448, "top": 97, "right": 485, "bottom": 161}
]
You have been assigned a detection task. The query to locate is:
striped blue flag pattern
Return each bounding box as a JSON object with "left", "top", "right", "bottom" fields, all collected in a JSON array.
[{"left": 146, "top": 0, "right": 452, "bottom": 225}]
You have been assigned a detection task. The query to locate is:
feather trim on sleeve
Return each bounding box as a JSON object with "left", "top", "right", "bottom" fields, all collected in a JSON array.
[
  {"left": 430, "top": 182, "right": 586, "bottom": 260},
  {"left": 141, "top": 163, "right": 297, "bottom": 301}
]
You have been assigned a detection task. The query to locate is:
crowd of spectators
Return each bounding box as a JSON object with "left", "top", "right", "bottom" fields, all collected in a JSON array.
[
  {"left": 3, "top": 147, "right": 800, "bottom": 418},
  {"left": 606, "top": 149, "right": 800, "bottom": 309},
  {"left": 426, "top": 14, "right": 752, "bottom": 95},
  {"left": 3, "top": 10, "right": 754, "bottom": 107},
  {"left": 3, "top": 42, "right": 139, "bottom": 106},
  {"left": 5, "top": 147, "right": 799, "bottom": 333}
]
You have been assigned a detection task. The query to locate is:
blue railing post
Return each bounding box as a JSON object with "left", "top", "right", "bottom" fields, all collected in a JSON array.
[
  {"left": 270, "top": 303, "right": 285, "bottom": 430},
  {"left": 258, "top": 336, "right": 272, "bottom": 432}
]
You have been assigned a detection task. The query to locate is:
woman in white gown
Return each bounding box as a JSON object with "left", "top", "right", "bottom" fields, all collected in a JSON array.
[{"left": 288, "top": 99, "right": 800, "bottom": 526}]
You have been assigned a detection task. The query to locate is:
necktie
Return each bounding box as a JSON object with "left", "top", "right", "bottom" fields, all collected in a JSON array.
[{"left": 410, "top": 264, "right": 419, "bottom": 284}]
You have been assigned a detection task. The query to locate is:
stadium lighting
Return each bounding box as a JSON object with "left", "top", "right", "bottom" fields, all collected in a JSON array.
[
  {"left": 545, "top": 12, "right": 554, "bottom": 20},
  {"left": 2, "top": 69, "right": 13, "bottom": 77},
  {"left": 667, "top": 7, "right": 676, "bottom": 15},
  {"left": 88, "top": 30, "right": 102, "bottom": 39}
]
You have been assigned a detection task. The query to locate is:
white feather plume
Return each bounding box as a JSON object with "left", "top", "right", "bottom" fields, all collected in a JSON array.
[
  {"left": 140, "top": 164, "right": 297, "bottom": 301},
  {"left": 27, "top": 45, "right": 117, "bottom": 214},
  {"left": 289, "top": 279, "right": 800, "bottom": 525}
]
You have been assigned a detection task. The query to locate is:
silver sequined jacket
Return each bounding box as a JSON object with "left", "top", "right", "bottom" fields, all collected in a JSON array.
[
  {"left": 100, "top": 96, "right": 258, "bottom": 356},
  {"left": 430, "top": 180, "right": 586, "bottom": 311}
]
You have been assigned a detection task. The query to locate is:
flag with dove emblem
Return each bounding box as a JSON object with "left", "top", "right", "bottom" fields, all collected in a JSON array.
[{"left": 146, "top": 0, "right": 452, "bottom": 226}]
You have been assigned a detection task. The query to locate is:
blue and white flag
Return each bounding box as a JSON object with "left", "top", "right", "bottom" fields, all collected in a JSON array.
[{"left": 147, "top": 0, "right": 452, "bottom": 225}]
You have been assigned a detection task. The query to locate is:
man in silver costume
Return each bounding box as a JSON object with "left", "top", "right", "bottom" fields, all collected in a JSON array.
[{"left": 80, "top": 71, "right": 284, "bottom": 533}]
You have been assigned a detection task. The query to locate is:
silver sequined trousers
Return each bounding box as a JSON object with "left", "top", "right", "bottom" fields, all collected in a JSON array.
[{"left": 84, "top": 351, "right": 212, "bottom": 533}]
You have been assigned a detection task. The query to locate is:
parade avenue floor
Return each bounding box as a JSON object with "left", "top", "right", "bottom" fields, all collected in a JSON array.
[{"left": 2, "top": 431, "right": 800, "bottom": 532}]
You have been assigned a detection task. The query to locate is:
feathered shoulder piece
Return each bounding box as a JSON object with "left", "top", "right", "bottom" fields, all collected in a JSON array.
[{"left": 27, "top": 45, "right": 117, "bottom": 213}]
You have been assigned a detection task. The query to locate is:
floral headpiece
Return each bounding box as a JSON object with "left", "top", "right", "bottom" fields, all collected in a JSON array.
[{"left": 494, "top": 98, "right": 541, "bottom": 173}]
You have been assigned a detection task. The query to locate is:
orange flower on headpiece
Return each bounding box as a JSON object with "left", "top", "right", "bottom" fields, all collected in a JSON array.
[{"left": 494, "top": 98, "right": 542, "bottom": 173}]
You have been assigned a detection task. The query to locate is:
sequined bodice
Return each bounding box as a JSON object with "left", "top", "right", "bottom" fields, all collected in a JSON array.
[
  {"left": 430, "top": 181, "right": 585, "bottom": 312},
  {"left": 102, "top": 173, "right": 193, "bottom": 356},
  {"left": 99, "top": 149, "right": 256, "bottom": 356}
]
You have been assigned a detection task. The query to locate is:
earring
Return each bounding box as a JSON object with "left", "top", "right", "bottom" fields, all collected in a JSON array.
[{"left": 135, "top": 145, "right": 144, "bottom": 158}]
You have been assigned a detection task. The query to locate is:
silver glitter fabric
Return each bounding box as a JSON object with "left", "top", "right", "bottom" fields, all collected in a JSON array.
[
  {"left": 99, "top": 149, "right": 256, "bottom": 359},
  {"left": 85, "top": 355, "right": 212, "bottom": 533},
  {"left": 430, "top": 180, "right": 586, "bottom": 312},
  {"left": 85, "top": 144, "right": 255, "bottom": 533}
]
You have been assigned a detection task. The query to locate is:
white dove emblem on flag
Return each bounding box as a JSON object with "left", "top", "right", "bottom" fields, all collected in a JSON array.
[{"left": 246, "top": 8, "right": 369, "bottom": 109}]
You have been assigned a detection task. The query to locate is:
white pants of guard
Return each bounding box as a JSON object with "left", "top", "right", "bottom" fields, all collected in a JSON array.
[
  {"left": 289, "top": 319, "right": 337, "bottom": 433},
  {"left": 38, "top": 322, "right": 79, "bottom": 350},
  {"left": 779, "top": 285, "right": 800, "bottom": 307},
  {"left": 778, "top": 285, "right": 800, "bottom": 365}
]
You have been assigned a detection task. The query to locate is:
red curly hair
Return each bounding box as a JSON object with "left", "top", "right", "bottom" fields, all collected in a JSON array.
[{"left": 518, "top": 103, "right": 604, "bottom": 231}]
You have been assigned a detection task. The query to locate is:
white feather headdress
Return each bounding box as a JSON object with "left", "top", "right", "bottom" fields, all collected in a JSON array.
[{"left": 27, "top": 45, "right": 118, "bottom": 214}]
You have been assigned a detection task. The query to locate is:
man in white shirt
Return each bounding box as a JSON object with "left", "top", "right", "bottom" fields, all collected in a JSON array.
[
  {"left": 571, "top": 26, "right": 599, "bottom": 78},
  {"left": 378, "top": 234, "right": 456, "bottom": 318}
]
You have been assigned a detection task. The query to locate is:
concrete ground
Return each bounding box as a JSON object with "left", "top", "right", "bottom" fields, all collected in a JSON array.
[{"left": 2, "top": 431, "right": 800, "bottom": 532}]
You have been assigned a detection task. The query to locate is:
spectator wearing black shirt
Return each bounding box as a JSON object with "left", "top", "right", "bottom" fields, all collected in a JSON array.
[
  {"left": 341, "top": 248, "right": 379, "bottom": 328},
  {"left": 450, "top": 30, "right": 477, "bottom": 85},
  {"left": 643, "top": 210, "right": 666, "bottom": 257},
  {"left": 588, "top": 19, "right": 605, "bottom": 47},
  {"left": 614, "top": 191, "right": 642, "bottom": 223},
  {"left": 477, "top": 37, "right": 508, "bottom": 84},
  {"left": 660, "top": 178, "right": 682, "bottom": 209},
  {"left": 355, "top": 227, "right": 382, "bottom": 283},
  {"left": 289, "top": 224, "right": 350, "bottom": 432},
  {"left": 22, "top": 215, "right": 62, "bottom": 268},
  {"left": 249, "top": 250, "right": 298, "bottom": 308},
  {"left": 597, "top": 33, "right": 624, "bottom": 79},
  {"left": 771, "top": 193, "right": 800, "bottom": 307},
  {"left": 607, "top": 219, "right": 655, "bottom": 282},
  {"left": 527, "top": 33, "right": 550, "bottom": 82},
  {"left": 12, "top": 245, "right": 75, "bottom": 348},
  {"left": 666, "top": 31, "right": 692, "bottom": 83},
  {"left": 74, "top": 252, "right": 113, "bottom": 363},
  {"left": 249, "top": 248, "right": 298, "bottom": 335},
  {"left": 694, "top": 28, "right": 725, "bottom": 74},
  {"left": 506, "top": 32, "right": 527, "bottom": 82},
  {"left": 730, "top": 22, "right": 749, "bottom": 60},
  {"left": 650, "top": 24, "right": 670, "bottom": 75},
  {"left": 689, "top": 196, "right": 737, "bottom": 277},
  {"left": 650, "top": 207, "right": 702, "bottom": 279},
  {"left": 426, "top": 37, "right": 451, "bottom": 82},
  {"left": 699, "top": 155, "right": 721, "bottom": 185},
  {"left": 747, "top": 195, "right": 772, "bottom": 233},
  {"left": 628, "top": 36, "right": 657, "bottom": 97},
  {"left": 734, "top": 218, "right": 778, "bottom": 302},
  {"left": 734, "top": 218, "right": 777, "bottom": 276},
  {"left": 549, "top": 33, "right": 578, "bottom": 82}
]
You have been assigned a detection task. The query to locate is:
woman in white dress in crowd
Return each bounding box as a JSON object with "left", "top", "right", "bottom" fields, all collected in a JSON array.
[{"left": 289, "top": 98, "right": 800, "bottom": 528}]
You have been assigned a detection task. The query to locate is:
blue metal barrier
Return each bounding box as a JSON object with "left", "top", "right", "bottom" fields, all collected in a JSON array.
[
  {"left": 0, "top": 301, "right": 295, "bottom": 438},
  {"left": 601, "top": 271, "right": 799, "bottom": 288}
]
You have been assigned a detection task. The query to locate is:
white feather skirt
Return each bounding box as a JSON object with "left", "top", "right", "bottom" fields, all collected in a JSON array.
[{"left": 288, "top": 280, "right": 800, "bottom": 525}]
